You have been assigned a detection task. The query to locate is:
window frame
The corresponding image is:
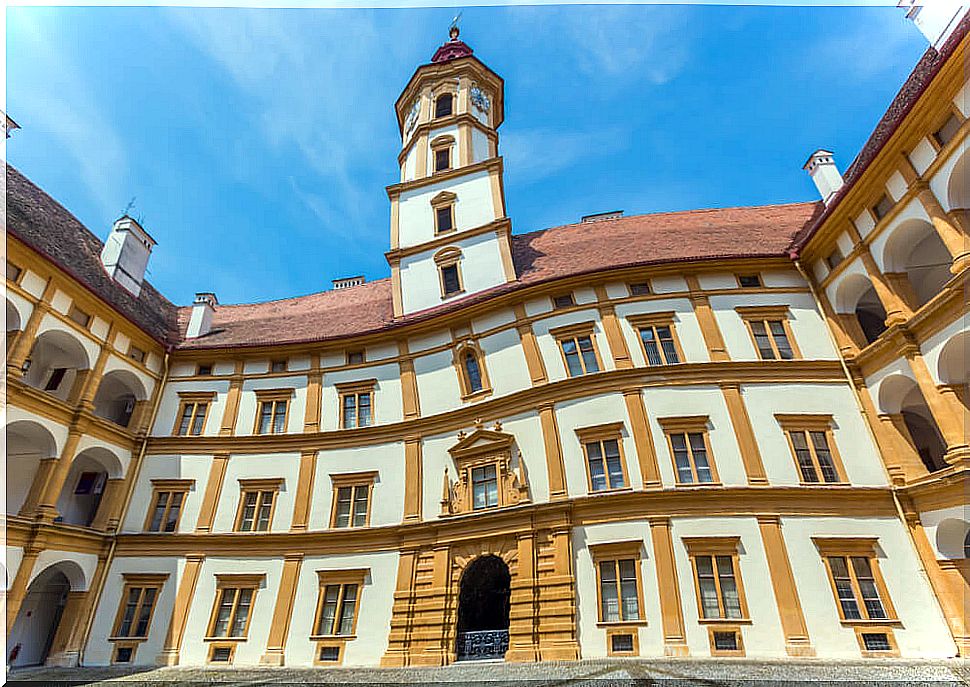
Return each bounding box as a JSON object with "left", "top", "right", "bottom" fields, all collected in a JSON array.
[
  {"left": 6, "top": 261, "right": 24, "bottom": 284},
  {"left": 205, "top": 573, "right": 265, "bottom": 650},
  {"left": 929, "top": 107, "right": 965, "bottom": 151},
  {"left": 434, "top": 247, "right": 465, "bottom": 299},
  {"left": 453, "top": 339, "right": 492, "bottom": 400},
  {"left": 270, "top": 359, "right": 287, "bottom": 373},
  {"left": 196, "top": 363, "right": 213, "bottom": 376},
  {"left": 128, "top": 344, "right": 146, "bottom": 364},
  {"left": 144, "top": 479, "right": 194, "bottom": 532},
  {"left": 329, "top": 471, "right": 378, "bottom": 529},
  {"left": 431, "top": 191, "right": 457, "bottom": 235},
  {"left": 336, "top": 379, "right": 377, "bottom": 429},
  {"left": 628, "top": 281, "right": 651, "bottom": 297},
  {"left": 430, "top": 134, "right": 455, "bottom": 173},
  {"left": 735, "top": 274, "right": 762, "bottom": 289},
  {"left": 253, "top": 388, "right": 293, "bottom": 435},
  {"left": 735, "top": 306, "right": 801, "bottom": 361},
  {"left": 233, "top": 478, "right": 283, "bottom": 532},
  {"left": 775, "top": 414, "right": 848, "bottom": 485},
  {"left": 708, "top": 626, "right": 745, "bottom": 657},
  {"left": 311, "top": 568, "right": 368, "bottom": 666},
  {"left": 659, "top": 416, "right": 720, "bottom": 486},
  {"left": 172, "top": 391, "right": 215, "bottom": 436},
  {"left": 345, "top": 350, "right": 365, "bottom": 366},
  {"left": 434, "top": 92, "right": 454, "bottom": 119},
  {"left": 550, "top": 322, "right": 603, "bottom": 378},
  {"left": 683, "top": 536, "right": 750, "bottom": 624},
  {"left": 552, "top": 292, "right": 576, "bottom": 309},
  {"left": 628, "top": 311, "right": 684, "bottom": 366},
  {"left": 576, "top": 423, "right": 630, "bottom": 494},
  {"left": 68, "top": 305, "right": 92, "bottom": 329},
  {"left": 109, "top": 573, "right": 169, "bottom": 644},
  {"left": 871, "top": 193, "right": 895, "bottom": 222},
  {"left": 443, "top": 429, "right": 527, "bottom": 515},
  {"left": 589, "top": 541, "right": 646, "bottom": 628},
  {"left": 813, "top": 538, "right": 898, "bottom": 626}
]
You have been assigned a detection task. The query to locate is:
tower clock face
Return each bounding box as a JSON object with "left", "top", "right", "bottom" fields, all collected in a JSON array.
[
  {"left": 470, "top": 87, "right": 490, "bottom": 114},
  {"left": 405, "top": 99, "right": 420, "bottom": 134}
]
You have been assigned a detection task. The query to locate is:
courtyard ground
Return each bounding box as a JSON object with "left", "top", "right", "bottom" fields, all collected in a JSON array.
[{"left": 6, "top": 658, "right": 970, "bottom": 686}]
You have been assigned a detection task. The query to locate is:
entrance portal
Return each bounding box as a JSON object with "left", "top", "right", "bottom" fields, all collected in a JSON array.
[
  {"left": 7, "top": 567, "right": 70, "bottom": 667},
  {"left": 455, "top": 555, "right": 511, "bottom": 661}
]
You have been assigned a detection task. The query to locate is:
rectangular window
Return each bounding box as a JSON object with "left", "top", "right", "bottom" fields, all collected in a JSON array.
[
  {"left": 128, "top": 345, "right": 146, "bottom": 364},
  {"left": 434, "top": 147, "right": 450, "bottom": 173},
  {"left": 74, "top": 471, "right": 104, "bottom": 495},
  {"left": 208, "top": 581, "right": 260, "bottom": 639},
  {"left": 69, "top": 306, "right": 91, "bottom": 328},
  {"left": 825, "top": 247, "right": 844, "bottom": 270},
  {"left": 589, "top": 541, "right": 644, "bottom": 628},
  {"left": 235, "top": 482, "right": 281, "bottom": 532},
  {"left": 584, "top": 439, "right": 626, "bottom": 492},
  {"left": 684, "top": 538, "right": 747, "bottom": 622},
  {"left": 6, "top": 261, "right": 23, "bottom": 282},
  {"left": 471, "top": 464, "right": 499, "bottom": 510},
  {"left": 435, "top": 205, "right": 454, "bottom": 233},
  {"left": 44, "top": 367, "right": 68, "bottom": 392},
  {"left": 441, "top": 264, "right": 461, "bottom": 295},
  {"left": 346, "top": 350, "right": 365, "bottom": 365},
  {"left": 737, "top": 307, "right": 798, "bottom": 360},
  {"left": 112, "top": 576, "right": 167, "bottom": 639},
  {"left": 663, "top": 423, "right": 717, "bottom": 485},
  {"left": 638, "top": 324, "right": 680, "bottom": 366},
  {"left": 932, "top": 113, "right": 961, "bottom": 148},
  {"left": 814, "top": 538, "right": 896, "bottom": 625},
  {"left": 628, "top": 282, "right": 651, "bottom": 296},
  {"left": 145, "top": 482, "right": 191, "bottom": 533},
  {"left": 776, "top": 415, "right": 846, "bottom": 485},
  {"left": 555, "top": 328, "right": 600, "bottom": 377},
  {"left": 709, "top": 627, "right": 745, "bottom": 656},
  {"left": 737, "top": 274, "right": 762, "bottom": 288},
  {"left": 257, "top": 399, "right": 288, "bottom": 434},
  {"left": 341, "top": 391, "right": 372, "bottom": 428},
  {"left": 174, "top": 394, "right": 213, "bottom": 436},
  {"left": 330, "top": 475, "right": 375, "bottom": 529},
  {"left": 270, "top": 360, "right": 287, "bottom": 373},
  {"left": 196, "top": 363, "right": 213, "bottom": 376},
  {"left": 313, "top": 570, "right": 366, "bottom": 638},
  {"left": 872, "top": 194, "right": 894, "bottom": 221},
  {"left": 552, "top": 293, "right": 575, "bottom": 309}
]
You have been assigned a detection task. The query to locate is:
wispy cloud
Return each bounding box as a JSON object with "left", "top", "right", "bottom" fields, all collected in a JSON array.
[
  {"left": 502, "top": 126, "right": 630, "bottom": 182},
  {"left": 9, "top": 11, "right": 128, "bottom": 218}
]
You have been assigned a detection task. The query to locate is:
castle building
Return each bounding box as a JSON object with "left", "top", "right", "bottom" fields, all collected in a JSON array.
[{"left": 4, "top": 13, "right": 969, "bottom": 669}]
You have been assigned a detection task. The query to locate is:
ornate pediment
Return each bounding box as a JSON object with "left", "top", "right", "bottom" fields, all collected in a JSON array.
[
  {"left": 449, "top": 428, "right": 514, "bottom": 459},
  {"left": 441, "top": 424, "right": 529, "bottom": 516}
]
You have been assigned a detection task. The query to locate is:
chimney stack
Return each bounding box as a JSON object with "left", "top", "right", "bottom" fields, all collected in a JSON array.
[
  {"left": 803, "top": 150, "right": 844, "bottom": 204},
  {"left": 100, "top": 215, "right": 156, "bottom": 297},
  {"left": 186, "top": 292, "right": 218, "bottom": 338}
]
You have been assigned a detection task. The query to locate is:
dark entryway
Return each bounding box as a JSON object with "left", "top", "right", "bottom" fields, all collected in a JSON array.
[{"left": 455, "top": 555, "right": 510, "bottom": 660}]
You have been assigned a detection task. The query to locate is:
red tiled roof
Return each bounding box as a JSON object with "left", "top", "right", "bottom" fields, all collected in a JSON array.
[
  {"left": 791, "top": 11, "right": 970, "bottom": 251},
  {"left": 176, "top": 201, "right": 821, "bottom": 349}
]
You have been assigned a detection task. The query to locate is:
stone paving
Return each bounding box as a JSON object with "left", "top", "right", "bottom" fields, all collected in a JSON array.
[{"left": 7, "top": 658, "right": 970, "bottom": 686}]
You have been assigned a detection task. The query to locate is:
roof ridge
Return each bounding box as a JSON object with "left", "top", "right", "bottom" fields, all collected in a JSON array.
[{"left": 185, "top": 276, "right": 394, "bottom": 310}]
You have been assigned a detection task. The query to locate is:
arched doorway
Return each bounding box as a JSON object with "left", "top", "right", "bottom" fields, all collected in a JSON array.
[
  {"left": 7, "top": 566, "right": 72, "bottom": 667},
  {"left": 455, "top": 555, "right": 510, "bottom": 660}
]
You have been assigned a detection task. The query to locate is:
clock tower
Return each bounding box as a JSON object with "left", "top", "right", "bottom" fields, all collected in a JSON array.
[{"left": 386, "top": 27, "right": 516, "bottom": 317}]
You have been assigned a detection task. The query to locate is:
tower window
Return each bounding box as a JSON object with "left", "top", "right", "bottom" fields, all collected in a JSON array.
[
  {"left": 434, "top": 247, "right": 464, "bottom": 298},
  {"left": 436, "top": 206, "right": 454, "bottom": 233},
  {"left": 435, "top": 93, "right": 453, "bottom": 118},
  {"left": 442, "top": 265, "right": 461, "bottom": 295},
  {"left": 434, "top": 148, "right": 451, "bottom": 173}
]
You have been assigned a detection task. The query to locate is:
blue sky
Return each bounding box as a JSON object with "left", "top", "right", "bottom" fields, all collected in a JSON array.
[{"left": 7, "top": 4, "right": 928, "bottom": 306}]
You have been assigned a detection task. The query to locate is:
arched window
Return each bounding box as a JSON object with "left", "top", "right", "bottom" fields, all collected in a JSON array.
[
  {"left": 454, "top": 341, "right": 490, "bottom": 399},
  {"left": 435, "top": 93, "right": 453, "bottom": 118},
  {"left": 463, "top": 350, "right": 483, "bottom": 393}
]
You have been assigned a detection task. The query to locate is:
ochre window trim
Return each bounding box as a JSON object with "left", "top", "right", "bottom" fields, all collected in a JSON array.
[
  {"left": 812, "top": 537, "right": 899, "bottom": 626},
  {"left": 336, "top": 379, "right": 377, "bottom": 429},
  {"left": 576, "top": 422, "right": 630, "bottom": 493},
  {"left": 442, "top": 429, "right": 529, "bottom": 515},
  {"left": 109, "top": 573, "right": 169, "bottom": 644},
  {"left": 253, "top": 388, "right": 293, "bottom": 435},
  {"left": 312, "top": 568, "right": 368, "bottom": 645},
  {"left": 628, "top": 311, "right": 684, "bottom": 366},
  {"left": 430, "top": 134, "right": 455, "bottom": 173},
  {"left": 453, "top": 339, "right": 492, "bottom": 401},
  {"left": 735, "top": 306, "right": 801, "bottom": 360},
  {"left": 434, "top": 247, "right": 465, "bottom": 299},
  {"left": 683, "top": 536, "right": 750, "bottom": 623},
  {"left": 173, "top": 391, "right": 216, "bottom": 436},
  {"left": 234, "top": 478, "right": 283, "bottom": 532},
  {"left": 708, "top": 625, "right": 745, "bottom": 656},
  {"left": 206, "top": 573, "right": 265, "bottom": 644},
  {"left": 589, "top": 540, "right": 646, "bottom": 628},
  {"left": 431, "top": 191, "right": 457, "bottom": 235},
  {"left": 550, "top": 322, "right": 603, "bottom": 377},
  {"left": 658, "top": 416, "right": 720, "bottom": 486},
  {"left": 775, "top": 414, "right": 848, "bottom": 485},
  {"left": 144, "top": 479, "right": 194, "bottom": 532},
  {"left": 329, "top": 471, "right": 378, "bottom": 529}
]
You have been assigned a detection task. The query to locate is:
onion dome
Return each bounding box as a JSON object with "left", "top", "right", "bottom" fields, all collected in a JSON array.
[{"left": 431, "top": 25, "right": 474, "bottom": 63}]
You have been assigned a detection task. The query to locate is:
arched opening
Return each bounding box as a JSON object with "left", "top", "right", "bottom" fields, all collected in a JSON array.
[
  {"left": 965, "top": 530, "right": 970, "bottom": 559},
  {"left": 92, "top": 370, "right": 147, "bottom": 428},
  {"left": 6, "top": 562, "right": 83, "bottom": 668},
  {"left": 948, "top": 148, "right": 970, "bottom": 212},
  {"left": 56, "top": 447, "right": 122, "bottom": 527},
  {"left": 7, "top": 299, "right": 23, "bottom": 351},
  {"left": 883, "top": 219, "right": 952, "bottom": 308},
  {"left": 938, "top": 331, "right": 970, "bottom": 413},
  {"left": 835, "top": 273, "right": 888, "bottom": 348},
  {"left": 455, "top": 555, "right": 511, "bottom": 661},
  {"left": 6, "top": 420, "right": 58, "bottom": 515},
  {"left": 879, "top": 375, "right": 948, "bottom": 473},
  {"left": 23, "top": 330, "right": 90, "bottom": 402}
]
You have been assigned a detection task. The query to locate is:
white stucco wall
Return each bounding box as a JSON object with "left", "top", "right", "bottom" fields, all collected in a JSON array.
[
  {"left": 121, "top": 453, "right": 213, "bottom": 534},
  {"left": 209, "top": 454, "right": 302, "bottom": 533},
  {"left": 308, "top": 442, "right": 405, "bottom": 529},
  {"left": 397, "top": 170, "right": 496, "bottom": 249}
]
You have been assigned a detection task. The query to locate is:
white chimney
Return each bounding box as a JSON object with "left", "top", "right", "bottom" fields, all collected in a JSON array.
[
  {"left": 332, "top": 275, "right": 366, "bottom": 290},
  {"left": 803, "top": 149, "right": 844, "bottom": 204},
  {"left": 186, "top": 292, "right": 218, "bottom": 338},
  {"left": 898, "top": 1, "right": 967, "bottom": 48},
  {"left": 100, "top": 215, "right": 156, "bottom": 297}
]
